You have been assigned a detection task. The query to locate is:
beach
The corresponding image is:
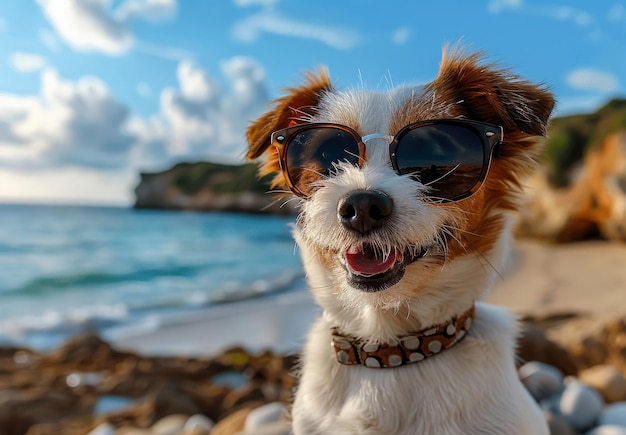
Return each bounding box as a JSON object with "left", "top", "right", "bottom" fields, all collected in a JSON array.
[
  {"left": 108, "top": 238, "right": 626, "bottom": 358},
  {"left": 3, "top": 237, "right": 626, "bottom": 434}
]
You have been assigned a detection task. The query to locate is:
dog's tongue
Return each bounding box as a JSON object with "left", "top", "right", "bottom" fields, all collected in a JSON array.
[{"left": 345, "top": 245, "right": 398, "bottom": 277}]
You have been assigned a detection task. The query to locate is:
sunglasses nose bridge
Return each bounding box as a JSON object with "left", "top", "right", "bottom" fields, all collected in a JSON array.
[{"left": 361, "top": 133, "right": 394, "bottom": 145}]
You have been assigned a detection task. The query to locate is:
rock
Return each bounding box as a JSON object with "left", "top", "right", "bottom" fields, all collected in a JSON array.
[
  {"left": 133, "top": 162, "right": 297, "bottom": 215},
  {"left": 0, "top": 387, "right": 90, "bottom": 435},
  {"left": 223, "top": 383, "right": 267, "bottom": 410},
  {"left": 559, "top": 379, "right": 605, "bottom": 431},
  {"left": 599, "top": 402, "right": 626, "bottom": 427},
  {"left": 182, "top": 414, "right": 214, "bottom": 434},
  {"left": 517, "top": 324, "right": 579, "bottom": 376},
  {"left": 586, "top": 425, "right": 626, "bottom": 435},
  {"left": 516, "top": 130, "right": 626, "bottom": 243},
  {"left": 151, "top": 414, "right": 189, "bottom": 435},
  {"left": 519, "top": 361, "right": 564, "bottom": 401},
  {"left": 239, "top": 421, "right": 292, "bottom": 435},
  {"left": 211, "top": 404, "right": 264, "bottom": 435},
  {"left": 580, "top": 365, "right": 626, "bottom": 403},
  {"left": 544, "top": 411, "right": 575, "bottom": 435},
  {"left": 245, "top": 402, "right": 286, "bottom": 430},
  {"left": 86, "top": 422, "right": 115, "bottom": 435},
  {"left": 115, "top": 428, "right": 152, "bottom": 435}
]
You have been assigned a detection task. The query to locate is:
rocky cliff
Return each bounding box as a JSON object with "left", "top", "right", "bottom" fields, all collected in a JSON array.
[
  {"left": 134, "top": 162, "right": 297, "bottom": 215},
  {"left": 517, "top": 99, "right": 626, "bottom": 242}
]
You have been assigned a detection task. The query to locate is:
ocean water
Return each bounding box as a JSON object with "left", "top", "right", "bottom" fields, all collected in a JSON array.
[{"left": 0, "top": 204, "right": 304, "bottom": 350}]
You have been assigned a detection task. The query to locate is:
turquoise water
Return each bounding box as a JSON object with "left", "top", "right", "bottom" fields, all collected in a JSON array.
[{"left": 0, "top": 204, "right": 303, "bottom": 349}]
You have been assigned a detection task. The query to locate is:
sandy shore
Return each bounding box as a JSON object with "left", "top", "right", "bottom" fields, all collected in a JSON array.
[
  {"left": 489, "top": 239, "right": 626, "bottom": 318},
  {"left": 111, "top": 239, "right": 626, "bottom": 357}
]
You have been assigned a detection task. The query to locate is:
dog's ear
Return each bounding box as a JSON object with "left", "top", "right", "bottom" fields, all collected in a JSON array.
[
  {"left": 431, "top": 48, "right": 555, "bottom": 138},
  {"left": 246, "top": 69, "right": 333, "bottom": 161}
]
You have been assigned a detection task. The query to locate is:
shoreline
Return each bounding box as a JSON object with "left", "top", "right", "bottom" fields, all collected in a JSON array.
[
  {"left": 110, "top": 238, "right": 626, "bottom": 358},
  {"left": 109, "top": 286, "right": 320, "bottom": 357}
]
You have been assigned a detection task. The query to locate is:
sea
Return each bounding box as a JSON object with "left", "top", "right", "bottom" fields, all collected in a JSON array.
[{"left": 0, "top": 204, "right": 305, "bottom": 351}]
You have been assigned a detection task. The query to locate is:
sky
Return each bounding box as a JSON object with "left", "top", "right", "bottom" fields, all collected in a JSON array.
[{"left": 0, "top": 0, "right": 624, "bottom": 206}]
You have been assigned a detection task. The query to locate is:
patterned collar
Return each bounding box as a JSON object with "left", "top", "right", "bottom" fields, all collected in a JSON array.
[{"left": 330, "top": 304, "right": 476, "bottom": 369}]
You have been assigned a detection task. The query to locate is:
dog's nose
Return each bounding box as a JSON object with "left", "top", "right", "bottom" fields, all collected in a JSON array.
[{"left": 337, "top": 190, "right": 393, "bottom": 234}]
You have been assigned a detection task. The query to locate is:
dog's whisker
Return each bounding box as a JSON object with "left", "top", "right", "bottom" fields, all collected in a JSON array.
[{"left": 423, "top": 163, "right": 462, "bottom": 187}]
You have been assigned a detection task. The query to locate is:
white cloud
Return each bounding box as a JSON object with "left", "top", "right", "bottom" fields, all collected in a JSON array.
[
  {"left": 234, "top": 0, "right": 280, "bottom": 7},
  {"left": 551, "top": 6, "right": 592, "bottom": 26},
  {"left": 0, "top": 68, "right": 136, "bottom": 169},
  {"left": 0, "top": 56, "right": 272, "bottom": 203},
  {"left": 9, "top": 53, "right": 48, "bottom": 73},
  {"left": 608, "top": 3, "right": 626, "bottom": 21},
  {"left": 232, "top": 10, "right": 360, "bottom": 50},
  {"left": 137, "top": 82, "right": 152, "bottom": 98},
  {"left": 0, "top": 167, "right": 135, "bottom": 206},
  {"left": 130, "top": 57, "right": 270, "bottom": 168},
  {"left": 391, "top": 27, "right": 410, "bottom": 45},
  {"left": 36, "top": 0, "right": 177, "bottom": 55},
  {"left": 115, "top": 0, "right": 177, "bottom": 22},
  {"left": 566, "top": 68, "right": 620, "bottom": 94},
  {"left": 39, "top": 28, "right": 61, "bottom": 52},
  {"left": 487, "top": 0, "right": 523, "bottom": 14},
  {"left": 134, "top": 40, "right": 194, "bottom": 61},
  {"left": 488, "top": 1, "right": 592, "bottom": 27}
]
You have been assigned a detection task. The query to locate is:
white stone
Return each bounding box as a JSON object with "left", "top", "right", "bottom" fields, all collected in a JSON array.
[
  {"left": 599, "top": 402, "right": 626, "bottom": 427},
  {"left": 183, "top": 414, "right": 214, "bottom": 432},
  {"left": 245, "top": 402, "right": 286, "bottom": 430},
  {"left": 519, "top": 361, "right": 565, "bottom": 401},
  {"left": 152, "top": 414, "right": 188, "bottom": 435},
  {"left": 401, "top": 336, "right": 420, "bottom": 350},
  {"left": 586, "top": 425, "right": 626, "bottom": 435},
  {"left": 446, "top": 323, "right": 456, "bottom": 335},
  {"left": 365, "top": 357, "right": 381, "bottom": 367},
  {"left": 363, "top": 343, "right": 379, "bottom": 352},
  {"left": 427, "top": 340, "right": 442, "bottom": 353},
  {"left": 388, "top": 355, "right": 402, "bottom": 367},
  {"left": 86, "top": 423, "right": 115, "bottom": 435},
  {"left": 559, "top": 380, "right": 604, "bottom": 431},
  {"left": 409, "top": 352, "right": 424, "bottom": 362},
  {"left": 337, "top": 350, "right": 349, "bottom": 364}
]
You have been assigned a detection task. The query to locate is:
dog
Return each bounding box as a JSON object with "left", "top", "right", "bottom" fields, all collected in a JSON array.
[{"left": 246, "top": 48, "right": 555, "bottom": 435}]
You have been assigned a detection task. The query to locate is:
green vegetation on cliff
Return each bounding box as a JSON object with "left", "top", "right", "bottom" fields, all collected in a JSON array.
[
  {"left": 545, "top": 99, "right": 626, "bottom": 186},
  {"left": 169, "top": 161, "right": 273, "bottom": 195}
]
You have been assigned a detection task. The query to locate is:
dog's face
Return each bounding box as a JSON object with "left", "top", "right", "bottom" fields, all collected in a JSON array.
[{"left": 247, "top": 50, "right": 554, "bottom": 334}]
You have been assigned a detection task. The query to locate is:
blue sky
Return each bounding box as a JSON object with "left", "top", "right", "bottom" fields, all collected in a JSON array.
[{"left": 0, "top": 0, "right": 624, "bottom": 205}]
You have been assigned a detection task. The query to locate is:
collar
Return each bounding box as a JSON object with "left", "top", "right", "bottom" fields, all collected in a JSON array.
[{"left": 331, "top": 304, "right": 475, "bottom": 369}]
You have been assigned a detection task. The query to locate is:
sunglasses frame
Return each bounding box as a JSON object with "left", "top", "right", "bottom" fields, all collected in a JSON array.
[{"left": 271, "top": 119, "right": 503, "bottom": 201}]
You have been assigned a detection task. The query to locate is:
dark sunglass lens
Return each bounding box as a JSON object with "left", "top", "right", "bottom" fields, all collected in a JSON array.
[
  {"left": 395, "top": 124, "right": 485, "bottom": 200},
  {"left": 285, "top": 127, "right": 360, "bottom": 195}
]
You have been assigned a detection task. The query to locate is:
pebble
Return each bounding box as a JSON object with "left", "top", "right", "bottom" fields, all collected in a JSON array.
[
  {"left": 559, "top": 379, "right": 605, "bottom": 431},
  {"left": 599, "top": 402, "right": 626, "bottom": 427},
  {"left": 244, "top": 402, "right": 286, "bottom": 430},
  {"left": 545, "top": 411, "right": 576, "bottom": 435},
  {"left": 586, "top": 425, "right": 626, "bottom": 435},
  {"left": 580, "top": 365, "right": 626, "bottom": 403},
  {"left": 151, "top": 414, "right": 189, "bottom": 435},
  {"left": 519, "top": 361, "right": 564, "bottom": 400},
  {"left": 183, "top": 414, "right": 215, "bottom": 434},
  {"left": 86, "top": 423, "right": 115, "bottom": 435}
]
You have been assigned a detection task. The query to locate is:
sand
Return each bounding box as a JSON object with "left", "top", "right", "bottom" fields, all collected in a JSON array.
[{"left": 111, "top": 239, "right": 626, "bottom": 357}]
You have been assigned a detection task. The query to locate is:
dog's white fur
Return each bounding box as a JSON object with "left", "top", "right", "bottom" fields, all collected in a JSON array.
[{"left": 247, "top": 51, "right": 554, "bottom": 435}]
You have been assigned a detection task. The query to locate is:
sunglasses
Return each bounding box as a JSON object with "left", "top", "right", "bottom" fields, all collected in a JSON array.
[{"left": 270, "top": 119, "right": 503, "bottom": 202}]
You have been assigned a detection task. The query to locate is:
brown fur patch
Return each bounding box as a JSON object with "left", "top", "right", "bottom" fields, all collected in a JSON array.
[
  {"left": 422, "top": 48, "right": 555, "bottom": 261},
  {"left": 246, "top": 69, "right": 333, "bottom": 192}
]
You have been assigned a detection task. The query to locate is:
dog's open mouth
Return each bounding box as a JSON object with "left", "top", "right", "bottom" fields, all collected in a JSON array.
[{"left": 341, "top": 243, "right": 431, "bottom": 292}]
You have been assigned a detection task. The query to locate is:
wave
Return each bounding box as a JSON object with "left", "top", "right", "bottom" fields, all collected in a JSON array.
[
  {"left": 0, "top": 264, "right": 204, "bottom": 297},
  {"left": 0, "top": 268, "right": 307, "bottom": 351}
]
